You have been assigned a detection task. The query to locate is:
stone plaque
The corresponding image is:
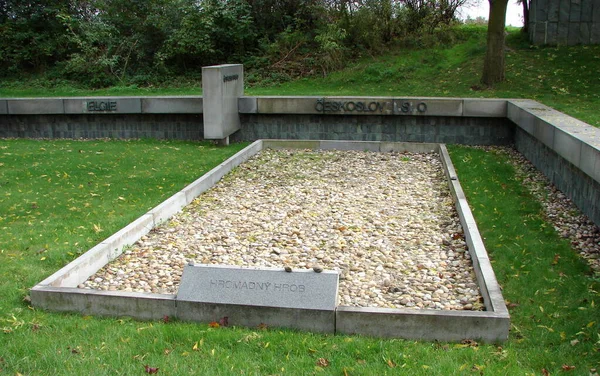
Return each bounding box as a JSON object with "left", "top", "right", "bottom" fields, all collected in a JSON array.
[
  {"left": 177, "top": 264, "right": 339, "bottom": 311},
  {"left": 202, "top": 64, "right": 244, "bottom": 140}
]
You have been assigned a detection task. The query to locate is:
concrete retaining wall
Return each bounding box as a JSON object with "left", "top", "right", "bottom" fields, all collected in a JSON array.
[
  {"left": 2, "top": 95, "right": 599, "bottom": 227},
  {"left": 529, "top": 0, "right": 600, "bottom": 45},
  {"left": 515, "top": 128, "right": 600, "bottom": 224},
  {"left": 0, "top": 114, "right": 204, "bottom": 139},
  {"left": 236, "top": 114, "right": 514, "bottom": 145},
  {"left": 507, "top": 99, "right": 600, "bottom": 225}
]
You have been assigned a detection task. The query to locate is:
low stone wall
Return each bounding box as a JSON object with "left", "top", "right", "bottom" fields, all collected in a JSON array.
[
  {"left": 1, "top": 95, "right": 599, "bottom": 227},
  {"left": 236, "top": 114, "right": 513, "bottom": 145},
  {"left": 516, "top": 128, "right": 600, "bottom": 225},
  {"left": 507, "top": 99, "right": 600, "bottom": 226},
  {"left": 0, "top": 114, "right": 204, "bottom": 140}
]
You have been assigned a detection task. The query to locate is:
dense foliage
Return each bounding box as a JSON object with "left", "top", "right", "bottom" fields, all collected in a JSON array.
[{"left": 0, "top": 0, "right": 472, "bottom": 87}]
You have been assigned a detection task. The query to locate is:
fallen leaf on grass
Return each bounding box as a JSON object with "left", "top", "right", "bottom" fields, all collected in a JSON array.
[
  {"left": 163, "top": 349, "right": 171, "bottom": 355},
  {"left": 161, "top": 315, "right": 169, "bottom": 323},
  {"left": 219, "top": 316, "right": 229, "bottom": 327},
  {"left": 542, "top": 368, "right": 549, "bottom": 376},
  {"left": 208, "top": 321, "right": 220, "bottom": 328},
  {"left": 472, "top": 364, "right": 485, "bottom": 372},
  {"left": 386, "top": 359, "right": 396, "bottom": 368},
  {"left": 552, "top": 254, "right": 560, "bottom": 265},
  {"left": 316, "top": 358, "right": 329, "bottom": 367},
  {"left": 238, "top": 332, "right": 261, "bottom": 343},
  {"left": 144, "top": 365, "right": 159, "bottom": 374},
  {"left": 561, "top": 365, "right": 575, "bottom": 371},
  {"left": 570, "top": 339, "right": 579, "bottom": 346},
  {"left": 537, "top": 325, "right": 555, "bottom": 332},
  {"left": 257, "top": 323, "right": 268, "bottom": 330},
  {"left": 455, "top": 339, "right": 478, "bottom": 348}
]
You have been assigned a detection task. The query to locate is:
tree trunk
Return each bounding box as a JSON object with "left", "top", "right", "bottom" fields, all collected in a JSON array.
[
  {"left": 481, "top": 0, "right": 509, "bottom": 86},
  {"left": 521, "top": 0, "right": 530, "bottom": 34}
]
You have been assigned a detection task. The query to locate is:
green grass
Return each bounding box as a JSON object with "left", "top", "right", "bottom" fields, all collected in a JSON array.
[
  {"left": 0, "top": 83, "right": 202, "bottom": 98},
  {"left": 248, "top": 28, "right": 600, "bottom": 127},
  {"left": 2, "top": 26, "right": 598, "bottom": 127},
  {"left": 0, "top": 140, "right": 598, "bottom": 375}
]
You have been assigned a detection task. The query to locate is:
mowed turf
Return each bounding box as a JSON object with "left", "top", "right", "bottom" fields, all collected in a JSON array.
[{"left": 0, "top": 139, "right": 598, "bottom": 375}]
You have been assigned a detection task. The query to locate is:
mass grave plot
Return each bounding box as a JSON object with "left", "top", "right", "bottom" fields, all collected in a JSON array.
[{"left": 31, "top": 140, "right": 509, "bottom": 342}]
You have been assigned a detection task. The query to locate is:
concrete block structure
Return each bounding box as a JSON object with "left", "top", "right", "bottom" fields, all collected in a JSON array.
[{"left": 529, "top": 0, "right": 600, "bottom": 45}]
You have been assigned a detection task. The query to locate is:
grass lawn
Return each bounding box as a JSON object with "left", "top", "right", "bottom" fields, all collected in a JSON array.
[{"left": 0, "top": 139, "right": 598, "bottom": 375}]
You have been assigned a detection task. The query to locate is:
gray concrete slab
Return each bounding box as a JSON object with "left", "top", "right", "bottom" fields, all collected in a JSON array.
[
  {"left": 257, "top": 97, "right": 317, "bottom": 114},
  {"left": 238, "top": 97, "right": 257, "bottom": 113},
  {"left": 580, "top": 143, "right": 600, "bottom": 182},
  {"left": 36, "top": 243, "right": 113, "bottom": 288},
  {"left": 257, "top": 97, "right": 395, "bottom": 115},
  {"left": 553, "top": 126, "right": 583, "bottom": 167},
  {"left": 319, "top": 140, "right": 381, "bottom": 152},
  {"left": 262, "top": 139, "right": 321, "bottom": 150},
  {"left": 31, "top": 286, "right": 176, "bottom": 320},
  {"left": 102, "top": 214, "right": 154, "bottom": 262},
  {"left": 149, "top": 192, "right": 187, "bottom": 226},
  {"left": 463, "top": 99, "right": 507, "bottom": 117},
  {"left": 380, "top": 142, "right": 439, "bottom": 153},
  {"left": 336, "top": 306, "right": 509, "bottom": 343},
  {"left": 507, "top": 102, "right": 535, "bottom": 134},
  {"left": 177, "top": 301, "right": 335, "bottom": 333},
  {"left": 324, "top": 97, "right": 394, "bottom": 115},
  {"left": 182, "top": 169, "right": 222, "bottom": 205},
  {"left": 533, "top": 118, "right": 556, "bottom": 148},
  {"left": 8, "top": 99, "right": 64, "bottom": 114},
  {"left": 394, "top": 98, "right": 462, "bottom": 116},
  {"left": 439, "top": 144, "right": 508, "bottom": 315},
  {"left": 203, "top": 64, "right": 243, "bottom": 139},
  {"left": 0, "top": 100, "right": 7, "bottom": 114},
  {"left": 182, "top": 140, "right": 262, "bottom": 203},
  {"left": 64, "top": 98, "right": 142, "bottom": 114},
  {"left": 177, "top": 264, "right": 339, "bottom": 310},
  {"left": 142, "top": 97, "right": 202, "bottom": 113}
]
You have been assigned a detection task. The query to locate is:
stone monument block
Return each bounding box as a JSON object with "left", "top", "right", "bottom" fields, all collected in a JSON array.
[
  {"left": 177, "top": 264, "right": 339, "bottom": 311},
  {"left": 202, "top": 64, "right": 244, "bottom": 142}
]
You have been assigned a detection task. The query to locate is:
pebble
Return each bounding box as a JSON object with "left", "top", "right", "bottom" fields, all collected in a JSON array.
[{"left": 81, "top": 149, "right": 484, "bottom": 310}]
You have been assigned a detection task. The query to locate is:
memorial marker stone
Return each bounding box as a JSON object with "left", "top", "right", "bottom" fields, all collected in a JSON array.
[{"left": 177, "top": 264, "right": 339, "bottom": 311}]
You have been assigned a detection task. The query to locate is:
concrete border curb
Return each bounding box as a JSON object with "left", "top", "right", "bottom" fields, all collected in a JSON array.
[{"left": 31, "top": 140, "right": 509, "bottom": 342}]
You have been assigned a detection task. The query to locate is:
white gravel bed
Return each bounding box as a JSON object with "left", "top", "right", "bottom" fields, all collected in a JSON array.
[{"left": 81, "top": 149, "right": 483, "bottom": 310}]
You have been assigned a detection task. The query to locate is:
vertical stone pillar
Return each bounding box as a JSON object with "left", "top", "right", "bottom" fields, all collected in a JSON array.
[{"left": 202, "top": 64, "right": 244, "bottom": 144}]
